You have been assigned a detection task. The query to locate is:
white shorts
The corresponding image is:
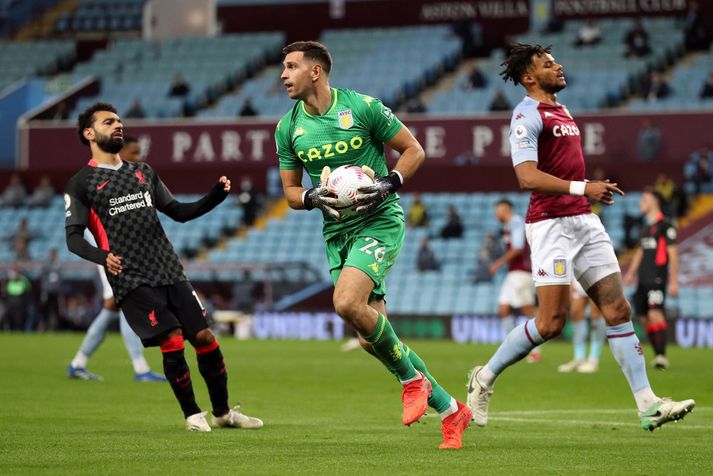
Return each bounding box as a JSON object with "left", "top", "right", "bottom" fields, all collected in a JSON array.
[
  {"left": 571, "top": 278, "right": 588, "bottom": 300},
  {"left": 526, "top": 213, "right": 620, "bottom": 289},
  {"left": 498, "top": 270, "right": 535, "bottom": 308},
  {"left": 97, "top": 265, "right": 114, "bottom": 300}
]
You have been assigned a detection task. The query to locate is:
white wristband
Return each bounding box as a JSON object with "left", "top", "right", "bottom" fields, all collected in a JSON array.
[
  {"left": 301, "top": 190, "right": 309, "bottom": 206},
  {"left": 392, "top": 170, "right": 404, "bottom": 185},
  {"left": 569, "top": 181, "right": 586, "bottom": 196}
]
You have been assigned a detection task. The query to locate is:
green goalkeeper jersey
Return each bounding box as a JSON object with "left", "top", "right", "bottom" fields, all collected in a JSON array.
[{"left": 276, "top": 88, "right": 404, "bottom": 240}]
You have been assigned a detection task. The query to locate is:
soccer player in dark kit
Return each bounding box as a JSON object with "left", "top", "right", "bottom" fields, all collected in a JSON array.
[
  {"left": 64, "top": 102, "right": 262, "bottom": 432},
  {"left": 624, "top": 188, "right": 679, "bottom": 370}
]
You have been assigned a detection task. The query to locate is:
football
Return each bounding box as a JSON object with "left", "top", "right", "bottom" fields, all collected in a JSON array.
[{"left": 325, "top": 164, "right": 374, "bottom": 216}]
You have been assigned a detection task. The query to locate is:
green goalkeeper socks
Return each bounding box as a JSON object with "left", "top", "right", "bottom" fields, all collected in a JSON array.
[
  {"left": 402, "top": 344, "right": 453, "bottom": 414},
  {"left": 364, "top": 313, "right": 417, "bottom": 382},
  {"left": 364, "top": 313, "right": 453, "bottom": 414}
]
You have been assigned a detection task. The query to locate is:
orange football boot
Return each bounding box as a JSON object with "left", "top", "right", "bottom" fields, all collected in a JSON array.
[
  {"left": 401, "top": 372, "right": 431, "bottom": 425},
  {"left": 438, "top": 401, "right": 472, "bottom": 449}
]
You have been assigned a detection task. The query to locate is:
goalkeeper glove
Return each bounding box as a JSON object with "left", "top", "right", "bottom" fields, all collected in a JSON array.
[
  {"left": 302, "top": 166, "right": 341, "bottom": 220},
  {"left": 355, "top": 165, "right": 403, "bottom": 215}
]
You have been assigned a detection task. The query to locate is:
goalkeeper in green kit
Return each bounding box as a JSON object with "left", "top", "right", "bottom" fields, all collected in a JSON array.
[{"left": 275, "top": 41, "right": 471, "bottom": 449}]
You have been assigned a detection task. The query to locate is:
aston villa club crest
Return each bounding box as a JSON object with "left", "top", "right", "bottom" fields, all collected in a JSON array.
[
  {"left": 338, "top": 109, "right": 353, "bottom": 129},
  {"left": 553, "top": 259, "right": 567, "bottom": 277}
]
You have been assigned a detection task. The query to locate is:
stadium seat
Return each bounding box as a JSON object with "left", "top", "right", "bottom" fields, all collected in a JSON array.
[{"left": 429, "top": 17, "right": 683, "bottom": 114}]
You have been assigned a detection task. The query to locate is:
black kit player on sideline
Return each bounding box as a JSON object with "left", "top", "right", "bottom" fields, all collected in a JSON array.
[
  {"left": 624, "top": 187, "right": 679, "bottom": 370},
  {"left": 64, "top": 102, "right": 263, "bottom": 432}
]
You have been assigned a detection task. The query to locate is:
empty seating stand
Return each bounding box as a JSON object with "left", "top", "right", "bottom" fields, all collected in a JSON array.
[
  {"left": 68, "top": 32, "right": 284, "bottom": 119},
  {"left": 429, "top": 17, "right": 684, "bottom": 114},
  {"left": 199, "top": 25, "right": 460, "bottom": 118}
]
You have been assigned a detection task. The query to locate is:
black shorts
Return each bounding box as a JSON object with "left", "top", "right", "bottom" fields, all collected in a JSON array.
[
  {"left": 633, "top": 284, "right": 666, "bottom": 317},
  {"left": 120, "top": 281, "right": 208, "bottom": 347}
]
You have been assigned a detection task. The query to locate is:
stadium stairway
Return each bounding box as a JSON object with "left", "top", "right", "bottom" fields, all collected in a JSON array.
[
  {"left": 398, "top": 58, "right": 479, "bottom": 114},
  {"left": 11, "top": 0, "right": 80, "bottom": 40},
  {"left": 196, "top": 197, "right": 289, "bottom": 260},
  {"left": 678, "top": 194, "right": 713, "bottom": 230}
]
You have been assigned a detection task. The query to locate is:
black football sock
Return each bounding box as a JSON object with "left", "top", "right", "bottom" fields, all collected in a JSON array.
[
  {"left": 196, "top": 340, "right": 229, "bottom": 417},
  {"left": 645, "top": 322, "right": 667, "bottom": 356},
  {"left": 161, "top": 337, "right": 201, "bottom": 418}
]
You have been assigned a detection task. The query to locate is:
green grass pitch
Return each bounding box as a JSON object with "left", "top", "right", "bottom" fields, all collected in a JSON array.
[{"left": 0, "top": 333, "right": 711, "bottom": 475}]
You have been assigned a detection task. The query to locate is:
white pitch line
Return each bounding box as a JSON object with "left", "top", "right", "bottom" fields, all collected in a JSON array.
[
  {"left": 494, "top": 407, "right": 712, "bottom": 416},
  {"left": 489, "top": 416, "right": 712, "bottom": 430}
]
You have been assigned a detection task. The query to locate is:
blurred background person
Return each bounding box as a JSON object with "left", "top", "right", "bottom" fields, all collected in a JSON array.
[
  {"left": 440, "top": 205, "right": 464, "bottom": 239},
  {"left": 37, "top": 248, "right": 64, "bottom": 332},
  {"left": 416, "top": 236, "right": 440, "bottom": 272},
  {"left": 624, "top": 19, "right": 651, "bottom": 57},
  {"left": 11, "top": 218, "right": 32, "bottom": 261},
  {"left": 473, "top": 234, "right": 501, "bottom": 283},
  {"left": 700, "top": 72, "right": 713, "bottom": 98},
  {"left": 28, "top": 175, "right": 55, "bottom": 208},
  {"left": 239, "top": 98, "right": 258, "bottom": 117},
  {"left": 1, "top": 173, "right": 27, "bottom": 207},
  {"left": 2, "top": 265, "right": 32, "bottom": 331},
  {"left": 624, "top": 188, "right": 679, "bottom": 370},
  {"left": 489, "top": 198, "right": 539, "bottom": 362},
  {"left": 119, "top": 135, "right": 142, "bottom": 162},
  {"left": 407, "top": 192, "right": 429, "bottom": 228},
  {"left": 637, "top": 120, "right": 661, "bottom": 162},
  {"left": 558, "top": 280, "right": 605, "bottom": 373},
  {"left": 168, "top": 74, "right": 191, "bottom": 97},
  {"left": 237, "top": 176, "right": 261, "bottom": 227},
  {"left": 489, "top": 89, "right": 511, "bottom": 111},
  {"left": 573, "top": 19, "right": 601, "bottom": 47},
  {"left": 125, "top": 99, "right": 146, "bottom": 119},
  {"left": 464, "top": 64, "right": 488, "bottom": 89}
]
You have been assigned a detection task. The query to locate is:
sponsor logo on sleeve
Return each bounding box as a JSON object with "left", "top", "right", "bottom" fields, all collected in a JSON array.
[{"left": 514, "top": 124, "right": 527, "bottom": 139}]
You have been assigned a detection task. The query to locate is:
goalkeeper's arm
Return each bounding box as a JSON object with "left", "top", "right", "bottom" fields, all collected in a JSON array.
[
  {"left": 354, "top": 127, "right": 424, "bottom": 214},
  {"left": 280, "top": 169, "right": 310, "bottom": 210},
  {"left": 279, "top": 167, "right": 340, "bottom": 219},
  {"left": 387, "top": 126, "right": 425, "bottom": 185}
]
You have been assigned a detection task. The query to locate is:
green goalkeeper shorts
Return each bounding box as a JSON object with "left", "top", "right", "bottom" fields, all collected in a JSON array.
[{"left": 325, "top": 211, "right": 405, "bottom": 302}]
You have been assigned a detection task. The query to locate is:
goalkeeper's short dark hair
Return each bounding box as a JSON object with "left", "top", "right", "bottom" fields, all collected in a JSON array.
[
  {"left": 282, "top": 41, "right": 332, "bottom": 74},
  {"left": 500, "top": 43, "right": 552, "bottom": 86},
  {"left": 77, "top": 102, "right": 117, "bottom": 146}
]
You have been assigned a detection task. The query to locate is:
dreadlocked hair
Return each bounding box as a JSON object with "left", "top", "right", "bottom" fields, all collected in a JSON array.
[{"left": 500, "top": 43, "right": 552, "bottom": 85}]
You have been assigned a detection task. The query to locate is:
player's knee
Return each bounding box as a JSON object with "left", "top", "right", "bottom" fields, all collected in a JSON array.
[
  {"left": 333, "top": 294, "right": 359, "bottom": 320},
  {"left": 165, "top": 328, "right": 183, "bottom": 339},
  {"left": 193, "top": 328, "right": 215, "bottom": 346},
  {"left": 606, "top": 298, "right": 632, "bottom": 325},
  {"left": 538, "top": 311, "right": 568, "bottom": 339}
]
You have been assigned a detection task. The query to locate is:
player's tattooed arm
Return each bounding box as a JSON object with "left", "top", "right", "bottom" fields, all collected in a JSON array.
[{"left": 514, "top": 162, "right": 624, "bottom": 204}]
